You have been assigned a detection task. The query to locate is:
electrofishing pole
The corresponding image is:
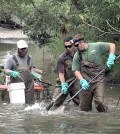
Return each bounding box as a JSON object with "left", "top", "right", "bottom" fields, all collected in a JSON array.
[{"left": 46, "top": 77, "right": 77, "bottom": 111}]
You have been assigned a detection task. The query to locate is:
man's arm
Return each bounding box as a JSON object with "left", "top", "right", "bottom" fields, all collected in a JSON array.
[
  {"left": 72, "top": 51, "right": 89, "bottom": 90},
  {"left": 109, "top": 43, "right": 116, "bottom": 54},
  {"left": 57, "top": 54, "right": 68, "bottom": 94},
  {"left": 4, "top": 69, "right": 11, "bottom": 75},
  {"left": 72, "top": 51, "right": 81, "bottom": 80},
  {"left": 59, "top": 72, "right": 65, "bottom": 83},
  {"left": 4, "top": 57, "right": 19, "bottom": 77},
  {"left": 4, "top": 69, "right": 20, "bottom": 78},
  {"left": 74, "top": 70, "right": 83, "bottom": 81},
  {"left": 57, "top": 54, "right": 66, "bottom": 83},
  {"left": 31, "top": 68, "right": 43, "bottom": 75},
  {"left": 106, "top": 43, "right": 116, "bottom": 69}
]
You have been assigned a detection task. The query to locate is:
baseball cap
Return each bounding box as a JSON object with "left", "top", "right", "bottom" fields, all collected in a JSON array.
[{"left": 17, "top": 40, "right": 28, "bottom": 49}]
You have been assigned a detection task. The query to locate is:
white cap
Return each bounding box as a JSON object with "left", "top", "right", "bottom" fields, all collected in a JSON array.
[{"left": 17, "top": 40, "right": 28, "bottom": 49}]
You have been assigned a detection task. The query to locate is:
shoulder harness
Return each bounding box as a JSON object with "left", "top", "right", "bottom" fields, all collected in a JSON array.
[{"left": 12, "top": 55, "right": 31, "bottom": 66}]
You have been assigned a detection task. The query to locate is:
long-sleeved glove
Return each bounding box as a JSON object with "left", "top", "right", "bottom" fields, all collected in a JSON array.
[
  {"left": 8, "top": 70, "right": 20, "bottom": 78},
  {"left": 61, "top": 82, "right": 68, "bottom": 94},
  {"left": 106, "top": 53, "right": 116, "bottom": 69},
  {"left": 31, "top": 71, "right": 41, "bottom": 82},
  {"left": 80, "top": 79, "right": 89, "bottom": 90}
]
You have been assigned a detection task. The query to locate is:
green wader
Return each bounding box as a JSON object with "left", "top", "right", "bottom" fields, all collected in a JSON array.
[
  {"left": 80, "top": 60, "right": 108, "bottom": 112},
  {"left": 53, "top": 59, "right": 80, "bottom": 107},
  {"left": 11, "top": 65, "right": 34, "bottom": 104}
]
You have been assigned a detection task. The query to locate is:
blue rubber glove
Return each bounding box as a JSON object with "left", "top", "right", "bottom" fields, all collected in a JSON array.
[
  {"left": 80, "top": 79, "right": 89, "bottom": 90},
  {"left": 106, "top": 53, "right": 116, "bottom": 69},
  {"left": 61, "top": 82, "right": 68, "bottom": 94},
  {"left": 31, "top": 71, "right": 41, "bottom": 82},
  {"left": 8, "top": 70, "right": 20, "bottom": 78}
]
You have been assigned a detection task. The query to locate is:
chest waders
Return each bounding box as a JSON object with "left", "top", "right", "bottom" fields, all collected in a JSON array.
[
  {"left": 53, "top": 58, "right": 80, "bottom": 108},
  {"left": 11, "top": 55, "right": 34, "bottom": 104},
  {"left": 80, "top": 60, "right": 108, "bottom": 112}
]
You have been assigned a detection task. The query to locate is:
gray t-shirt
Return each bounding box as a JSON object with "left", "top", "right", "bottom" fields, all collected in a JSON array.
[{"left": 4, "top": 54, "right": 33, "bottom": 70}]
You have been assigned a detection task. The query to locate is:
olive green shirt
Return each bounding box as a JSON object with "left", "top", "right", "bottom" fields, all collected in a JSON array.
[{"left": 72, "top": 42, "right": 110, "bottom": 71}]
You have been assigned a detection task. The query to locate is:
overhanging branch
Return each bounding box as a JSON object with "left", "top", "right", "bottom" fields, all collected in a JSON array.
[
  {"left": 82, "top": 21, "right": 120, "bottom": 38},
  {"left": 30, "top": 0, "right": 42, "bottom": 14},
  {"left": 106, "top": 20, "right": 120, "bottom": 33}
]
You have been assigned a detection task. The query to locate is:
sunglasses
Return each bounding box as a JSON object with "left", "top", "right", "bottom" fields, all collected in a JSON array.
[
  {"left": 65, "top": 44, "right": 73, "bottom": 49},
  {"left": 19, "top": 48, "right": 27, "bottom": 51},
  {"left": 74, "top": 43, "right": 79, "bottom": 47}
]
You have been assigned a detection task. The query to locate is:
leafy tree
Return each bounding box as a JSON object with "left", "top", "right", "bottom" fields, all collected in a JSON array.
[{"left": 0, "top": 0, "right": 120, "bottom": 80}]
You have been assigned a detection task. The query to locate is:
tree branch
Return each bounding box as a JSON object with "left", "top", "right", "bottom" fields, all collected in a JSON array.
[
  {"left": 82, "top": 21, "right": 107, "bottom": 33},
  {"left": 30, "top": 0, "right": 42, "bottom": 14},
  {"left": 82, "top": 21, "right": 120, "bottom": 38},
  {"left": 106, "top": 20, "right": 120, "bottom": 33}
]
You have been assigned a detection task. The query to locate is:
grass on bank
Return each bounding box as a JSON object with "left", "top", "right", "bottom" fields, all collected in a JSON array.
[{"left": 48, "top": 35, "right": 64, "bottom": 67}]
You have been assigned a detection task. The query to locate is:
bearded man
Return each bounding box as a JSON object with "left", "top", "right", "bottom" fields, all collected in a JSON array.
[{"left": 4, "top": 40, "right": 42, "bottom": 104}]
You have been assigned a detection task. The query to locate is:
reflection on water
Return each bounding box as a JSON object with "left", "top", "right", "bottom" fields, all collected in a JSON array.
[{"left": 0, "top": 43, "right": 120, "bottom": 134}]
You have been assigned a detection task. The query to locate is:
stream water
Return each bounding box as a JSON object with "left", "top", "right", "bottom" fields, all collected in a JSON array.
[{"left": 0, "top": 43, "right": 120, "bottom": 134}]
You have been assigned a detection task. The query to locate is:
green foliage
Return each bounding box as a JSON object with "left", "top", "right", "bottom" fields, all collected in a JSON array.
[
  {"left": 0, "top": 0, "right": 119, "bottom": 41},
  {"left": 83, "top": 0, "right": 120, "bottom": 39},
  {"left": 14, "top": 0, "right": 69, "bottom": 46},
  {"left": 0, "top": 0, "right": 120, "bottom": 78},
  {"left": 0, "top": 67, "right": 5, "bottom": 84},
  {"left": 48, "top": 34, "right": 64, "bottom": 65}
]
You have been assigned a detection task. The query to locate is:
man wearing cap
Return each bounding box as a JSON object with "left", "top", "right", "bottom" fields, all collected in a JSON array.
[
  {"left": 52, "top": 36, "right": 80, "bottom": 109},
  {"left": 4, "top": 40, "right": 42, "bottom": 104},
  {"left": 72, "top": 34, "right": 116, "bottom": 112}
]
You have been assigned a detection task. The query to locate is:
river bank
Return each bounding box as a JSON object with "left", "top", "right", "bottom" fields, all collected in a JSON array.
[{"left": 0, "top": 27, "right": 28, "bottom": 44}]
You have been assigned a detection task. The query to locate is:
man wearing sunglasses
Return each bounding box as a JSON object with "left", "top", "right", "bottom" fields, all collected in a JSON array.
[
  {"left": 4, "top": 40, "right": 42, "bottom": 104},
  {"left": 72, "top": 34, "right": 116, "bottom": 112},
  {"left": 52, "top": 36, "right": 80, "bottom": 109}
]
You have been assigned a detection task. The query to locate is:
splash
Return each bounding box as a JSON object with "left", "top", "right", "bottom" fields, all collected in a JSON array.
[
  {"left": 24, "top": 102, "right": 67, "bottom": 116},
  {"left": 24, "top": 102, "right": 45, "bottom": 111},
  {"left": 47, "top": 106, "right": 66, "bottom": 115}
]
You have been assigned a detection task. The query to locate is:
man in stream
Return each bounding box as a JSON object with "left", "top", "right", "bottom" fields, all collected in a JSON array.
[
  {"left": 52, "top": 36, "right": 80, "bottom": 109},
  {"left": 72, "top": 34, "right": 116, "bottom": 112},
  {"left": 4, "top": 40, "right": 42, "bottom": 104}
]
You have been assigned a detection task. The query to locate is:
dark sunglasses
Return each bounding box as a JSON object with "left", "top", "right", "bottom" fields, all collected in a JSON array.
[
  {"left": 74, "top": 43, "right": 79, "bottom": 47},
  {"left": 19, "top": 48, "right": 27, "bottom": 51},
  {"left": 65, "top": 44, "right": 73, "bottom": 49}
]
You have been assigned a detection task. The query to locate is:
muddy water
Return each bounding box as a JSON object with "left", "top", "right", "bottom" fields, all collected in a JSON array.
[{"left": 0, "top": 43, "right": 120, "bottom": 134}]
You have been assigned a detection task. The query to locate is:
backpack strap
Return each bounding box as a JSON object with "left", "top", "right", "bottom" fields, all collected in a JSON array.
[
  {"left": 27, "top": 55, "right": 31, "bottom": 65},
  {"left": 12, "top": 55, "right": 19, "bottom": 66},
  {"left": 13, "top": 55, "right": 31, "bottom": 66},
  {"left": 78, "top": 51, "right": 82, "bottom": 61}
]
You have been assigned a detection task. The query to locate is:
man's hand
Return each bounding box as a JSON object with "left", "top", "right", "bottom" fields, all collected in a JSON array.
[
  {"left": 80, "top": 79, "right": 89, "bottom": 90},
  {"left": 8, "top": 70, "right": 20, "bottom": 78},
  {"left": 61, "top": 82, "right": 68, "bottom": 94},
  {"left": 31, "top": 71, "right": 41, "bottom": 82},
  {"left": 106, "top": 53, "right": 116, "bottom": 69}
]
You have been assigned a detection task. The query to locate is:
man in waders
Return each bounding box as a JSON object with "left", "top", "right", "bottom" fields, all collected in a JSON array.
[
  {"left": 72, "top": 34, "right": 116, "bottom": 112},
  {"left": 52, "top": 36, "right": 80, "bottom": 109},
  {"left": 4, "top": 40, "right": 42, "bottom": 104}
]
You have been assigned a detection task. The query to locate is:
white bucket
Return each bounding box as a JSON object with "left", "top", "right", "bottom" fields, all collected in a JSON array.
[{"left": 8, "top": 82, "right": 25, "bottom": 104}]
